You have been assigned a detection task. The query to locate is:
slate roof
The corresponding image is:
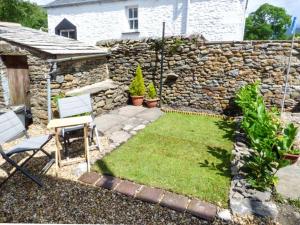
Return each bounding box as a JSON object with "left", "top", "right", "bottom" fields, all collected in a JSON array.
[
  {"left": 45, "top": 0, "right": 113, "bottom": 8},
  {"left": 0, "top": 22, "right": 108, "bottom": 55}
]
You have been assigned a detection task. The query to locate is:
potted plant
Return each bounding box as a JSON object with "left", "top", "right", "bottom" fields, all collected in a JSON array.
[
  {"left": 129, "top": 64, "right": 145, "bottom": 106},
  {"left": 145, "top": 82, "right": 158, "bottom": 108},
  {"left": 284, "top": 149, "right": 300, "bottom": 164}
]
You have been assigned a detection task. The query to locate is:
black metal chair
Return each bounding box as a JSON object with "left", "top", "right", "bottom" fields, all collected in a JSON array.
[{"left": 0, "top": 111, "right": 53, "bottom": 187}]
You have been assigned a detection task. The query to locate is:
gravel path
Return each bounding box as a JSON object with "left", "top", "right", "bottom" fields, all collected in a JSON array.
[
  {"left": 0, "top": 168, "right": 218, "bottom": 224},
  {"left": 0, "top": 171, "right": 276, "bottom": 225}
]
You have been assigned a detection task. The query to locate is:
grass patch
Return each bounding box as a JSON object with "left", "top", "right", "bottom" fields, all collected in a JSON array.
[
  {"left": 93, "top": 113, "right": 234, "bottom": 207},
  {"left": 274, "top": 193, "right": 300, "bottom": 209}
]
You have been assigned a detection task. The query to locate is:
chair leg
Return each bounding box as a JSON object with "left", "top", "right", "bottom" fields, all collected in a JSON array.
[
  {"left": 63, "top": 134, "right": 69, "bottom": 158},
  {"left": 94, "top": 127, "right": 101, "bottom": 151},
  {"left": 90, "top": 128, "right": 94, "bottom": 143},
  {"left": 0, "top": 151, "right": 43, "bottom": 188},
  {"left": 40, "top": 148, "right": 52, "bottom": 158}
]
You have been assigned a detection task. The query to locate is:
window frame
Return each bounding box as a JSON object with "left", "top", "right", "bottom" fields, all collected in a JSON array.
[
  {"left": 59, "top": 29, "right": 76, "bottom": 39},
  {"left": 127, "top": 6, "right": 139, "bottom": 31}
]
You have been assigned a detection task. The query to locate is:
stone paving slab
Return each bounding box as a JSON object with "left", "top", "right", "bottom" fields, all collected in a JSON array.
[
  {"left": 136, "top": 108, "right": 164, "bottom": 121},
  {"left": 95, "top": 175, "right": 122, "bottom": 190},
  {"left": 94, "top": 114, "right": 128, "bottom": 134},
  {"left": 160, "top": 192, "right": 190, "bottom": 213},
  {"left": 117, "top": 105, "right": 147, "bottom": 117},
  {"left": 276, "top": 163, "right": 300, "bottom": 200},
  {"left": 78, "top": 172, "right": 101, "bottom": 185},
  {"left": 187, "top": 199, "right": 217, "bottom": 221},
  {"left": 136, "top": 186, "right": 165, "bottom": 204},
  {"left": 114, "top": 180, "right": 142, "bottom": 197}
]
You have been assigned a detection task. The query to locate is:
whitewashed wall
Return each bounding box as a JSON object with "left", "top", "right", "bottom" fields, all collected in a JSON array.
[{"left": 47, "top": 0, "right": 246, "bottom": 45}]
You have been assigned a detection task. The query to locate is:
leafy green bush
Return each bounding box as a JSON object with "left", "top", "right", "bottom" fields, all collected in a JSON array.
[
  {"left": 129, "top": 64, "right": 146, "bottom": 96},
  {"left": 235, "top": 82, "right": 297, "bottom": 190},
  {"left": 147, "top": 82, "right": 157, "bottom": 99},
  {"left": 52, "top": 92, "right": 65, "bottom": 106}
]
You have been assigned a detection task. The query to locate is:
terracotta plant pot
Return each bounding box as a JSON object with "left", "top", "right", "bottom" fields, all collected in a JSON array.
[
  {"left": 131, "top": 96, "right": 144, "bottom": 106},
  {"left": 283, "top": 153, "right": 300, "bottom": 164},
  {"left": 145, "top": 99, "right": 158, "bottom": 108}
]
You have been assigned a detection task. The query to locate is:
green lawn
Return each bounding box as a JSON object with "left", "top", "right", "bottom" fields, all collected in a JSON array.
[{"left": 93, "top": 113, "right": 234, "bottom": 207}]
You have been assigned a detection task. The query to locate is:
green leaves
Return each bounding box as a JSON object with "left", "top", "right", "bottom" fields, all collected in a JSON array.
[
  {"left": 129, "top": 64, "right": 146, "bottom": 96},
  {"left": 236, "top": 82, "right": 297, "bottom": 190},
  {"left": 245, "top": 3, "right": 292, "bottom": 40},
  {"left": 0, "top": 0, "right": 47, "bottom": 29}
]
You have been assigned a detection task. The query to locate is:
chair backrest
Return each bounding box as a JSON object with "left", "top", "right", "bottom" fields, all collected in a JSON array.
[
  {"left": 58, "top": 94, "right": 93, "bottom": 118},
  {"left": 0, "top": 110, "right": 25, "bottom": 145}
]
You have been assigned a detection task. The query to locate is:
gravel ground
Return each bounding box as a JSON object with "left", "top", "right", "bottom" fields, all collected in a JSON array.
[
  {"left": 0, "top": 125, "right": 278, "bottom": 224},
  {"left": 277, "top": 203, "right": 300, "bottom": 225}
]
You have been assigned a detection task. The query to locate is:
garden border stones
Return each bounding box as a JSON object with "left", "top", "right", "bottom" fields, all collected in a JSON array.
[
  {"left": 230, "top": 119, "right": 278, "bottom": 218},
  {"left": 78, "top": 172, "right": 218, "bottom": 221}
]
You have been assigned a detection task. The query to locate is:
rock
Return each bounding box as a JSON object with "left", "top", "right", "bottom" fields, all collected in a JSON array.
[
  {"left": 130, "top": 130, "right": 137, "bottom": 135},
  {"left": 64, "top": 74, "right": 74, "bottom": 81},
  {"left": 133, "top": 124, "right": 146, "bottom": 131},
  {"left": 72, "top": 163, "right": 88, "bottom": 177},
  {"left": 123, "top": 124, "right": 134, "bottom": 131},
  {"left": 97, "top": 100, "right": 105, "bottom": 107},
  {"left": 217, "top": 209, "right": 232, "bottom": 221},
  {"left": 109, "top": 131, "right": 131, "bottom": 144},
  {"left": 56, "top": 75, "right": 64, "bottom": 83},
  {"left": 236, "top": 142, "right": 246, "bottom": 148},
  {"left": 250, "top": 190, "right": 272, "bottom": 202},
  {"left": 228, "top": 69, "right": 239, "bottom": 77},
  {"left": 230, "top": 198, "right": 278, "bottom": 218}
]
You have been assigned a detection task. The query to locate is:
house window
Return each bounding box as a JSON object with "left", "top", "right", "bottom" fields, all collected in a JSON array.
[
  {"left": 60, "top": 29, "right": 76, "bottom": 39},
  {"left": 128, "top": 7, "right": 138, "bottom": 30}
]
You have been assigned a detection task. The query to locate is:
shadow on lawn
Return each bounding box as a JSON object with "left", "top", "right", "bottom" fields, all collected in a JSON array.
[
  {"left": 93, "top": 160, "right": 115, "bottom": 177},
  {"left": 198, "top": 146, "right": 231, "bottom": 178},
  {"left": 214, "top": 119, "right": 235, "bottom": 142}
]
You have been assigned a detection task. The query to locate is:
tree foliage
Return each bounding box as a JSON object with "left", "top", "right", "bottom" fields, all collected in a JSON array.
[
  {"left": 244, "top": 3, "right": 291, "bottom": 40},
  {"left": 0, "top": 0, "right": 47, "bottom": 29}
]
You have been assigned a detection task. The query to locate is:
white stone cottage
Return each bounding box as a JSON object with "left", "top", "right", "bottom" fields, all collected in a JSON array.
[{"left": 45, "top": 0, "right": 248, "bottom": 45}]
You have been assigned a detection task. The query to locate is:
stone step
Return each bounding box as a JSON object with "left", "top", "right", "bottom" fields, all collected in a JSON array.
[{"left": 66, "top": 79, "right": 117, "bottom": 96}]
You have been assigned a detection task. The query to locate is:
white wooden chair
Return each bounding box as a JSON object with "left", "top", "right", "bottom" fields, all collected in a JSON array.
[{"left": 57, "top": 94, "right": 100, "bottom": 156}]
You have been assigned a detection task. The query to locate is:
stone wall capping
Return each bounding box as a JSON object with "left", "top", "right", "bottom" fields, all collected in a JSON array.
[{"left": 65, "top": 79, "right": 118, "bottom": 96}]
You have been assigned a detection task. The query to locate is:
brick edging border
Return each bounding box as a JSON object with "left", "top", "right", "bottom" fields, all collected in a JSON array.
[
  {"left": 161, "top": 108, "right": 233, "bottom": 120},
  {"left": 78, "top": 172, "right": 218, "bottom": 221}
]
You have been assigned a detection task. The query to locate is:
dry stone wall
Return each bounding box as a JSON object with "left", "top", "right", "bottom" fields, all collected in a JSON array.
[{"left": 99, "top": 37, "right": 300, "bottom": 114}]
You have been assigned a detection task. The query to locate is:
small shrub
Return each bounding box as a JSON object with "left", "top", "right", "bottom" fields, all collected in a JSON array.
[
  {"left": 129, "top": 64, "right": 146, "bottom": 96},
  {"left": 169, "top": 38, "right": 187, "bottom": 54},
  {"left": 52, "top": 92, "right": 65, "bottom": 106},
  {"left": 235, "top": 82, "right": 297, "bottom": 190},
  {"left": 147, "top": 82, "right": 157, "bottom": 99}
]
